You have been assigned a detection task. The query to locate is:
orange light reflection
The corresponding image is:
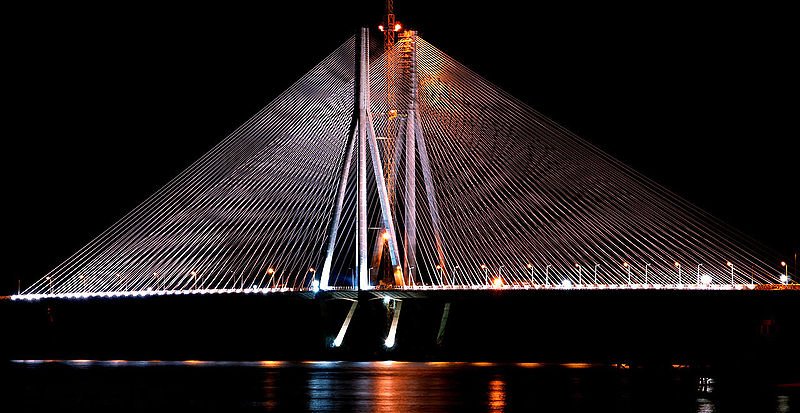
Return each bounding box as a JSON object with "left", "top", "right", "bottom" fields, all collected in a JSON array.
[{"left": 488, "top": 377, "right": 506, "bottom": 412}]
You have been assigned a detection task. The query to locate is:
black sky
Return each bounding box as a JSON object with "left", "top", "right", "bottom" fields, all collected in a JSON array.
[{"left": 4, "top": 2, "right": 797, "bottom": 293}]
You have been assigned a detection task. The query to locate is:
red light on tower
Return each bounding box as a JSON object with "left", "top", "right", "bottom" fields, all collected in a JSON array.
[{"left": 394, "top": 23, "right": 402, "bottom": 31}]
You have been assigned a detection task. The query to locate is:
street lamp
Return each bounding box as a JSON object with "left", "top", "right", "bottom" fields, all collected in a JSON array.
[
  {"left": 481, "top": 264, "right": 488, "bottom": 286},
  {"left": 675, "top": 262, "right": 681, "bottom": 285},
  {"left": 623, "top": 262, "right": 630, "bottom": 285},
  {"left": 545, "top": 264, "right": 553, "bottom": 286},
  {"left": 498, "top": 265, "right": 504, "bottom": 285},
  {"left": 309, "top": 267, "right": 317, "bottom": 289},
  {"left": 645, "top": 263, "right": 651, "bottom": 284},
  {"left": 527, "top": 263, "right": 533, "bottom": 285},
  {"left": 409, "top": 266, "right": 415, "bottom": 286},
  {"left": 454, "top": 265, "right": 461, "bottom": 286},
  {"left": 696, "top": 264, "right": 703, "bottom": 286},
  {"left": 47, "top": 276, "right": 53, "bottom": 295},
  {"left": 191, "top": 270, "right": 198, "bottom": 290},
  {"left": 436, "top": 264, "right": 444, "bottom": 286},
  {"left": 593, "top": 263, "right": 600, "bottom": 284},
  {"left": 575, "top": 263, "right": 582, "bottom": 285},
  {"left": 781, "top": 261, "right": 789, "bottom": 284},
  {"left": 727, "top": 262, "right": 734, "bottom": 285}
]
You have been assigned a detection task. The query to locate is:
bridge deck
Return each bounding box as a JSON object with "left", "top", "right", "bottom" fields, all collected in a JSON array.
[{"left": 10, "top": 283, "right": 798, "bottom": 302}]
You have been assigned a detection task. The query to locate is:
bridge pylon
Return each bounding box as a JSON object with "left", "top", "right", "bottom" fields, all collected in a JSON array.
[{"left": 320, "top": 28, "right": 403, "bottom": 290}]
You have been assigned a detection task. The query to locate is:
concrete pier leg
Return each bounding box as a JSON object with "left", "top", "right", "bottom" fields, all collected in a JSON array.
[
  {"left": 332, "top": 300, "right": 358, "bottom": 347},
  {"left": 436, "top": 302, "right": 451, "bottom": 345},
  {"left": 385, "top": 300, "right": 403, "bottom": 348}
]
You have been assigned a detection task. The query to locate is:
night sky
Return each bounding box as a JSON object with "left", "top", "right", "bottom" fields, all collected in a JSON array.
[{"left": 4, "top": 2, "right": 797, "bottom": 293}]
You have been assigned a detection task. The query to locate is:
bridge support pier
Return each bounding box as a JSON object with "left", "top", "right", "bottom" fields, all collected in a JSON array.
[
  {"left": 436, "top": 302, "right": 451, "bottom": 345},
  {"left": 384, "top": 299, "right": 402, "bottom": 348},
  {"left": 332, "top": 299, "right": 358, "bottom": 348}
]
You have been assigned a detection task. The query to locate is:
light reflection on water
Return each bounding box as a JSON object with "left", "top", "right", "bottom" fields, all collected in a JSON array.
[
  {"left": 6, "top": 360, "right": 797, "bottom": 412},
  {"left": 488, "top": 375, "right": 506, "bottom": 412}
]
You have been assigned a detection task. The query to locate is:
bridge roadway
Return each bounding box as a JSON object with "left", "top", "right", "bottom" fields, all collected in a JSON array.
[{"left": 9, "top": 282, "right": 798, "bottom": 302}]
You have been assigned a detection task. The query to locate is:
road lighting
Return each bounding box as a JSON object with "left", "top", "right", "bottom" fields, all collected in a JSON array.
[
  {"left": 47, "top": 276, "right": 53, "bottom": 295},
  {"left": 696, "top": 264, "right": 703, "bottom": 286},
  {"left": 623, "top": 262, "right": 630, "bottom": 285},
  {"left": 545, "top": 264, "right": 553, "bottom": 286},
  {"left": 369, "top": 267, "right": 374, "bottom": 285},
  {"left": 309, "top": 267, "right": 317, "bottom": 289},
  {"left": 409, "top": 266, "right": 415, "bottom": 286},
  {"left": 781, "top": 261, "right": 789, "bottom": 284},
  {"left": 481, "top": 264, "right": 488, "bottom": 286},
  {"left": 675, "top": 262, "right": 681, "bottom": 285},
  {"left": 527, "top": 263, "right": 534, "bottom": 285},
  {"left": 454, "top": 265, "right": 461, "bottom": 286},
  {"left": 645, "top": 263, "right": 651, "bottom": 284},
  {"left": 593, "top": 263, "right": 600, "bottom": 284},
  {"left": 727, "top": 262, "right": 734, "bottom": 285},
  {"left": 492, "top": 276, "right": 504, "bottom": 288},
  {"left": 191, "top": 270, "right": 198, "bottom": 290},
  {"left": 575, "top": 263, "right": 582, "bottom": 285},
  {"left": 436, "top": 264, "right": 444, "bottom": 286},
  {"left": 498, "top": 265, "right": 504, "bottom": 285}
]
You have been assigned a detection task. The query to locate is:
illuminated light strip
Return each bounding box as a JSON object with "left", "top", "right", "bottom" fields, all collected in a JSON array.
[
  {"left": 516, "top": 362, "right": 545, "bottom": 368},
  {"left": 11, "top": 287, "right": 310, "bottom": 301},
  {"left": 561, "top": 363, "right": 597, "bottom": 369}
]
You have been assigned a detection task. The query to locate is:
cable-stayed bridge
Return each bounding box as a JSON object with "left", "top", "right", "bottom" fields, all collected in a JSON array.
[{"left": 13, "top": 29, "right": 792, "bottom": 304}]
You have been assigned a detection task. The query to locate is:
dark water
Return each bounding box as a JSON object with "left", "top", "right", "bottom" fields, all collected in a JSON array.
[{"left": 3, "top": 360, "right": 796, "bottom": 412}]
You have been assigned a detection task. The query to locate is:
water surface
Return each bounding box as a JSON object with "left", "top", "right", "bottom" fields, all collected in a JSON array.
[{"left": 4, "top": 360, "right": 796, "bottom": 412}]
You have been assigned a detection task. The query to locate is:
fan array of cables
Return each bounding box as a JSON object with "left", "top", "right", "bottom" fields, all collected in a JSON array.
[{"left": 17, "top": 34, "right": 782, "bottom": 300}]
